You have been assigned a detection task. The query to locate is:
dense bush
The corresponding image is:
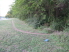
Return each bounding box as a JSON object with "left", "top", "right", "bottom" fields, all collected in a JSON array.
[{"left": 6, "top": 0, "right": 69, "bottom": 31}]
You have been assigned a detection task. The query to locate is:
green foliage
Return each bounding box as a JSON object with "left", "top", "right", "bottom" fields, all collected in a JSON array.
[
  {"left": 5, "top": 10, "right": 13, "bottom": 18},
  {"left": 7, "top": 0, "right": 69, "bottom": 31},
  {"left": 50, "top": 21, "right": 66, "bottom": 31},
  {"left": 0, "top": 48, "right": 5, "bottom": 52}
]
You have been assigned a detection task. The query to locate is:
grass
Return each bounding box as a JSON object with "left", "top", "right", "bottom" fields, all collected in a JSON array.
[
  {"left": 0, "top": 18, "right": 69, "bottom": 52},
  {"left": 12, "top": 18, "right": 49, "bottom": 34}
]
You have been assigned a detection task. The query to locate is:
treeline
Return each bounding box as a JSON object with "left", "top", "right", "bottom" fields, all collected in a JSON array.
[{"left": 6, "top": 0, "right": 69, "bottom": 31}]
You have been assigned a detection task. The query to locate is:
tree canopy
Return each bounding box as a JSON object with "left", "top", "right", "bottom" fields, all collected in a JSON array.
[{"left": 6, "top": 0, "right": 69, "bottom": 31}]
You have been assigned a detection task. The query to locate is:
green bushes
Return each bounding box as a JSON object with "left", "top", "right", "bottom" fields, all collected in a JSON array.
[
  {"left": 6, "top": 0, "right": 69, "bottom": 31},
  {"left": 50, "top": 21, "right": 66, "bottom": 31}
]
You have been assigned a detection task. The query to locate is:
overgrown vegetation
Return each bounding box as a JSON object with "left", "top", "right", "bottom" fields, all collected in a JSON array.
[
  {"left": 0, "top": 18, "right": 69, "bottom": 52},
  {"left": 6, "top": 0, "right": 69, "bottom": 31}
]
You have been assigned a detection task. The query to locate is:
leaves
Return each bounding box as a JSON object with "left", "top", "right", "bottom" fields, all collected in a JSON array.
[{"left": 6, "top": 0, "right": 69, "bottom": 30}]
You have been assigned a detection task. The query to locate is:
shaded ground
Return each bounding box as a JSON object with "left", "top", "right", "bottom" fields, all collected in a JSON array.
[{"left": 0, "top": 18, "right": 69, "bottom": 52}]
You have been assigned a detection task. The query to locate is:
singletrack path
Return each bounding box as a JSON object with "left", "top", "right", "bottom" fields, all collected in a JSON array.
[{"left": 12, "top": 20, "right": 50, "bottom": 35}]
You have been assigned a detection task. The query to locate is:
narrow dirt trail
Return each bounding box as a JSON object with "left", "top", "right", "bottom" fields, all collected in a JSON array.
[
  {"left": 12, "top": 20, "right": 50, "bottom": 35},
  {"left": 12, "top": 20, "right": 64, "bottom": 35}
]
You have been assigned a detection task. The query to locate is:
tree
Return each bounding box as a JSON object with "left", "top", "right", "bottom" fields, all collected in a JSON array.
[{"left": 8, "top": 0, "right": 69, "bottom": 31}]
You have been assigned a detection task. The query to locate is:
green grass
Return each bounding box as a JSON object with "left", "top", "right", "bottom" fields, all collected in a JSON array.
[
  {"left": 0, "top": 18, "right": 69, "bottom": 52},
  {"left": 12, "top": 18, "right": 49, "bottom": 34}
]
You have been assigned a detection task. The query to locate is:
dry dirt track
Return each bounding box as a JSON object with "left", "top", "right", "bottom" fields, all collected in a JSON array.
[
  {"left": 12, "top": 20, "right": 49, "bottom": 35},
  {"left": 12, "top": 20, "right": 63, "bottom": 35}
]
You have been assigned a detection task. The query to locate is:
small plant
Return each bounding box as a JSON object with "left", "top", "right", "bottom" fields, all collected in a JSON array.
[{"left": 0, "top": 48, "right": 5, "bottom": 52}]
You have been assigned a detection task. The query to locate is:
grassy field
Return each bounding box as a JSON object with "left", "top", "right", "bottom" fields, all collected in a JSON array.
[{"left": 0, "top": 18, "right": 69, "bottom": 52}]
